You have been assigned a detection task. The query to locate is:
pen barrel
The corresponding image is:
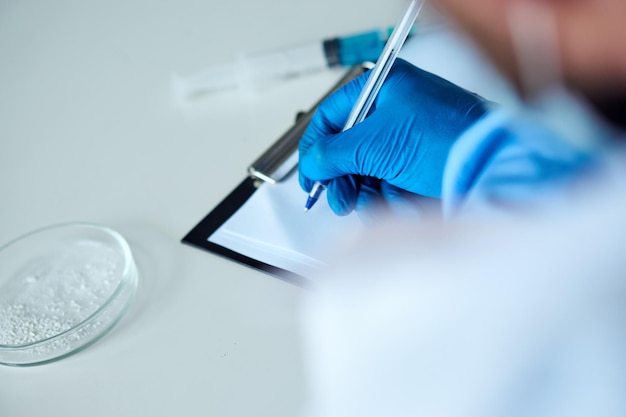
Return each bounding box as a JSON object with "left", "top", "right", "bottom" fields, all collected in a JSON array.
[{"left": 343, "top": 0, "right": 424, "bottom": 130}]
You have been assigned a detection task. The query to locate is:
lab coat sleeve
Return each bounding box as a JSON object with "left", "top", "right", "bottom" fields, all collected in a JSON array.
[{"left": 442, "top": 108, "right": 599, "bottom": 218}]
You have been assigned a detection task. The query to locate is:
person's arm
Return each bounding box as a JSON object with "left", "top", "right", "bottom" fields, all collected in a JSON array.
[
  {"left": 442, "top": 96, "right": 602, "bottom": 218},
  {"left": 299, "top": 59, "right": 603, "bottom": 220}
]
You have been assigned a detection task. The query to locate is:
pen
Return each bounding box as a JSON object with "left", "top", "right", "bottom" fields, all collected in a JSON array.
[{"left": 304, "top": 0, "right": 424, "bottom": 212}]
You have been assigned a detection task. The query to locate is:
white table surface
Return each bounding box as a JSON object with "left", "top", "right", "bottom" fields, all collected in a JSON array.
[{"left": 0, "top": 1, "right": 417, "bottom": 416}]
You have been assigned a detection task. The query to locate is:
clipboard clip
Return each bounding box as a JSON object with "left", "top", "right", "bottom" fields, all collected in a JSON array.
[{"left": 247, "top": 63, "right": 372, "bottom": 184}]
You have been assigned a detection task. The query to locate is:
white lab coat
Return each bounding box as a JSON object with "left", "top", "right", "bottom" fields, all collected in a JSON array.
[{"left": 300, "top": 88, "right": 626, "bottom": 417}]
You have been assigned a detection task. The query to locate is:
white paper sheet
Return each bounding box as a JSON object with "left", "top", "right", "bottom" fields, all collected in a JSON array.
[{"left": 209, "top": 171, "right": 364, "bottom": 278}]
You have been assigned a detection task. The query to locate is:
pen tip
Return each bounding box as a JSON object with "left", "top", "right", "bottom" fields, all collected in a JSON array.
[{"left": 304, "top": 208, "right": 309, "bottom": 213}]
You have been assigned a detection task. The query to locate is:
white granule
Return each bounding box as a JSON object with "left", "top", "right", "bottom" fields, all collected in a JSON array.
[{"left": 0, "top": 240, "right": 122, "bottom": 346}]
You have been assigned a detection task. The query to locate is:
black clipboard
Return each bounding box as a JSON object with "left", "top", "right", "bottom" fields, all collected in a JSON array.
[
  {"left": 181, "top": 176, "right": 309, "bottom": 286},
  {"left": 181, "top": 65, "right": 370, "bottom": 286}
]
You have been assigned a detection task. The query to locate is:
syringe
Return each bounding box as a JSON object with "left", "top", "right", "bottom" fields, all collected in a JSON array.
[{"left": 171, "top": 28, "right": 401, "bottom": 101}]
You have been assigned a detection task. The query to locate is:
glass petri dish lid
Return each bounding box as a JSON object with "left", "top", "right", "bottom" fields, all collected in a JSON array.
[{"left": 0, "top": 222, "right": 138, "bottom": 366}]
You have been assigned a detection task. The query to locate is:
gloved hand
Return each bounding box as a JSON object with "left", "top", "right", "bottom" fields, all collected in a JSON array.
[{"left": 299, "top": 58, "right": 490, "bottom": 217}]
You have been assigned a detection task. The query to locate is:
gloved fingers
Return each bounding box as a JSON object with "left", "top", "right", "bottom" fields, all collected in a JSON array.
[
  {"left": 298, "top": 72, "right": 370, "bottom": 193},
  {"left": 298, "top": 109, "right": 385, "bottom": 194},
  {"left": 299, "top": 169, "right": 315, "bottom": 193},
  {"left": 325, "top": 175, "right": 390, "bottom": 220},
  {"left": 354, "top": 177, "right": 389, "bottom": 224},
  {"left": 326, "top": 175, "right": 358, "bottom": 216},
  {"left": 299, "top": 112, "right": 393, "bottom": 182},
  {"left": 321, "top": 176, "right": 439, "bottom": 222},
  {"left": 379, "top": 181, "right": 441, "bottom": 219}
]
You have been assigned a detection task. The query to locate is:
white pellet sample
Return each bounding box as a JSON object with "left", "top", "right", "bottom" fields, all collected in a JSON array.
[{"left": 0, "top": 240, "right": 121, "bottom": 346}]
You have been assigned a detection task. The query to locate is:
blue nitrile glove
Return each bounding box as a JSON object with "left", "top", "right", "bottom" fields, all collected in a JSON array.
[{"left": 299, "top": 58, "right": 490, "bottom": 216}]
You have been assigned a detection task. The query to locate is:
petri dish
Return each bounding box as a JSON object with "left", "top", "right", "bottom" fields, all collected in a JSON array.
[{"left": 0, "top": 222, "right": 138, "bottom": 366}]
